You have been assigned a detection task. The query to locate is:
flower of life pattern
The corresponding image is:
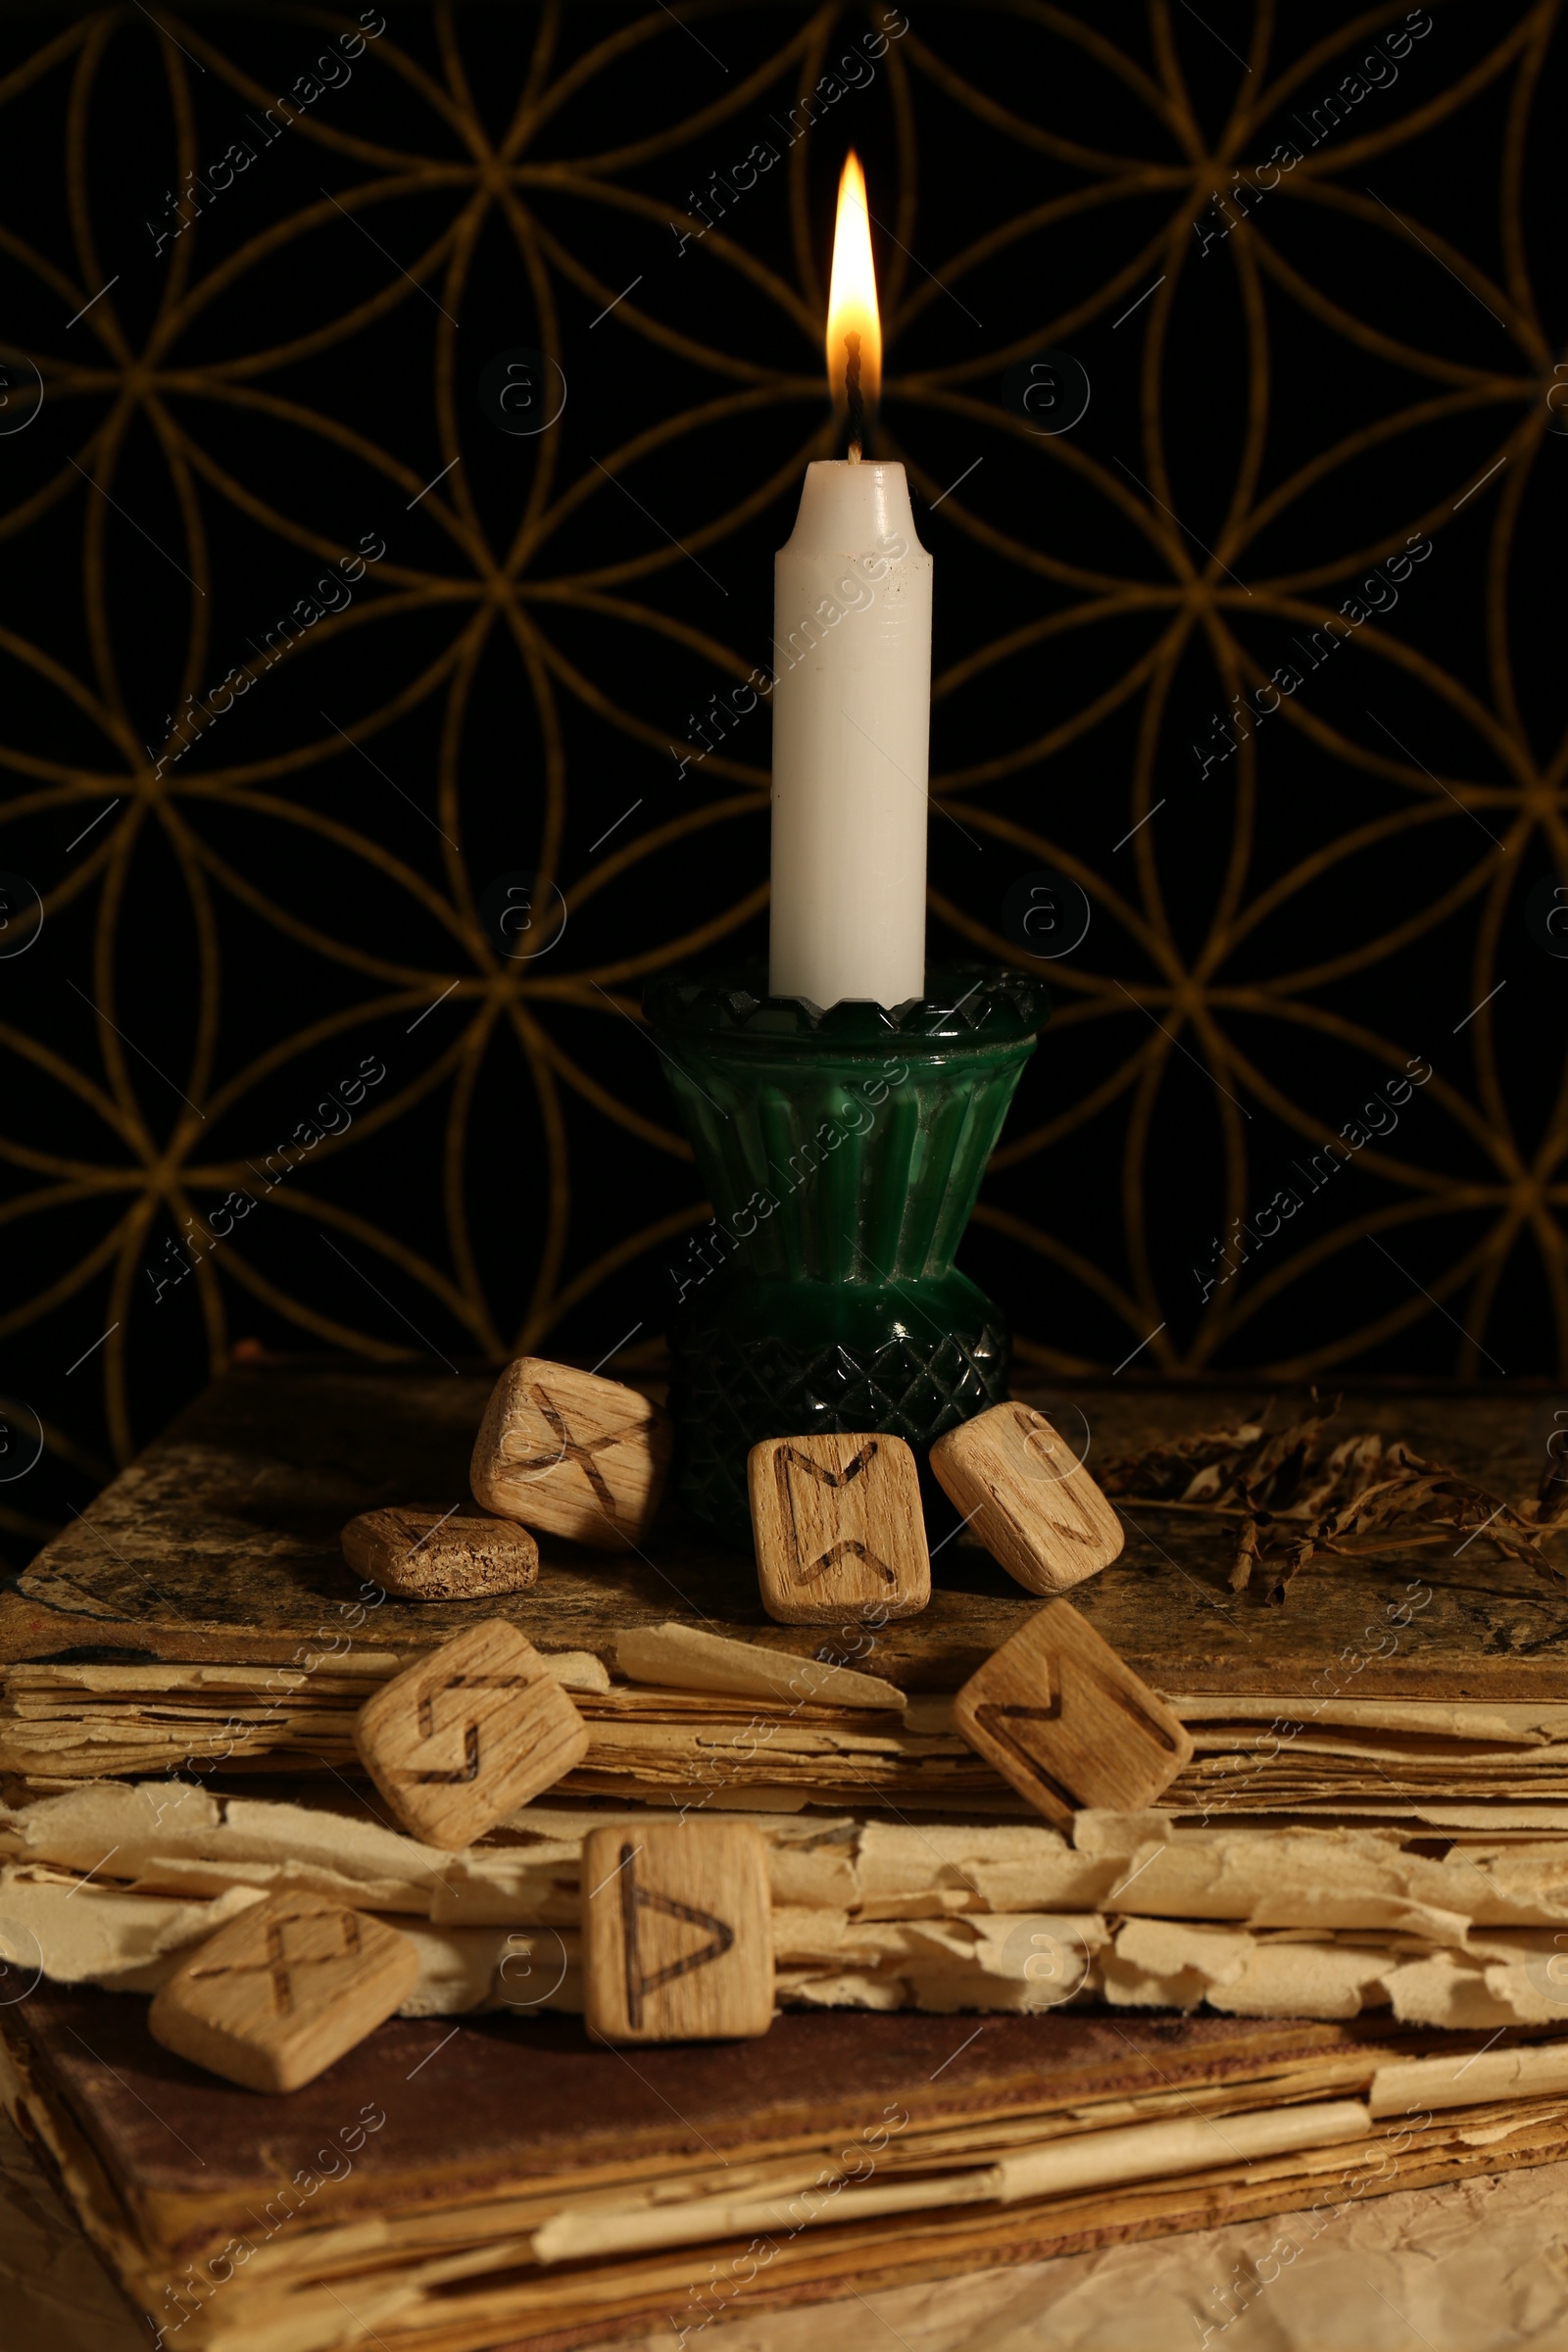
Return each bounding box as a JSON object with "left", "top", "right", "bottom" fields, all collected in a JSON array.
[{"left": 0, "top": 2, "right": 1562, "bottom": 1552}]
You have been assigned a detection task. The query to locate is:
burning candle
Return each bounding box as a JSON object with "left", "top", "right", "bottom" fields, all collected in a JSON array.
[{"left": 767, "top": 153, "right": 933, "bottom": 1011}]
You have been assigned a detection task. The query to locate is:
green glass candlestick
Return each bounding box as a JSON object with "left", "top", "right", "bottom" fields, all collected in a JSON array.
[{"left": 645, "top": 964, "right": 1046, "bottom": 1544}]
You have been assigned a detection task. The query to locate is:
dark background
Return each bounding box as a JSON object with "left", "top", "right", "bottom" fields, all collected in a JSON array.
[{"left": 1, "top": 0, "right": 1564, "bottom": 1563}]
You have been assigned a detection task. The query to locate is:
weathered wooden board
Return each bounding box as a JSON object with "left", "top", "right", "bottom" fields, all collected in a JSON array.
[{"left": 2, "top": 1367, "right": 1565, "bottom": 1698}]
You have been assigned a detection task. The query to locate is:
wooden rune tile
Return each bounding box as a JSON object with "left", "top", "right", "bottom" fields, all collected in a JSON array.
[
  {"left": 581, "top": 1821, "right": 773, "bottom": 2044},
  {"left": 354, "top": 1619, "right": 589, "bottom": 1847},
  {"left": 747, "top": 1433, "right": 930, "bottom": 1625},
  {"left": 470, "top": 1357, "right": 672, "bottom": 1549},
  {"left": 341, "top": 1505, "right": 539, "bottom": 1600},
  {"left": 930, "top": 1404, "right": 1125, "bottom": 1596},
  {"left": 954, "top": 1599, "right": 1194, "bottom": 1829},
  {"left": 148, "top": 1892, "right": 419, "bottom": 2092}
]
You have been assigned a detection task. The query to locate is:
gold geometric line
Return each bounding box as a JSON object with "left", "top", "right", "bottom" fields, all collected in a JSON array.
[
  {"left": 902, "top": 19, "right": 1176, "bottom": 155},
  {"left": 1255, "top": 12, "right": 1543, "bottom": 190},
  {"left": 257, "top": 1185, "right": 496, "bottom": 1347},
  {"left": 1257, "top": 1212, "right": 1524, "bottom": 1384},
  {"left": 441, "top": 1007, "right": 506, "bottom": 1363},
  {"left": 523, "top": 1204, "right": 720, "bottom": 1354},
  {"left": 214, "top": 1239, "right": 422, "bottom": 1367},
  {"left": 509, "top": 1002, "right": 573, "bottom": 1354},
  {"left": 968, "top": 1202, "right": 1152, "bottom": 1336},
  {"left": 511, "top": 1005, "right": 694, "bottom": 1161},
  {"left": 0, "top": 1207, "right": 139, "bottom": 1350}
]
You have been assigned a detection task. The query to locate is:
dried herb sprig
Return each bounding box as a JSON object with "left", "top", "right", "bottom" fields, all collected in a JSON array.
[{"left": 1098, "top": 1393, "right": 1565, "bottom": 1602}]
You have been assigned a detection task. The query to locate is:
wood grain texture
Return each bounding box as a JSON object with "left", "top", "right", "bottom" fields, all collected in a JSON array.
[
  {"left": 354, "top": 1619, "right": 589, "bottom": 1847},
  {"left": 749, "top": 1434, "right": 931, "bottom": 1625},
  {"left": 581, "top": 1820, "right": 773, "bottom": 2043},
  {"left": 340, "top": 1506, "right": 539, "bottom": 1599},
  {"left": 147, "top": 1892, "right": 418, "bottom": 2093},
  {"left": 470, "top": 1358, "right": 671, "bottom": 1549},
  {"left": 4, "top": 1370, "right": 1565, "bottom": 1701},
  {"left": 930, "top": 1405, "right": 1125, "bottom": 1595},
  {"left": 954, "top": 1600, "right": 1196, "bottom": 1828}
]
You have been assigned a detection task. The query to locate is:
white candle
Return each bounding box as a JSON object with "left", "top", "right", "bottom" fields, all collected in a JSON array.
[
  {"left": 767, "top": 156, "right": 932, "bottom": 1011},
  {"left": 767, "top": 462, "right": 931, "bottom": 1008}
]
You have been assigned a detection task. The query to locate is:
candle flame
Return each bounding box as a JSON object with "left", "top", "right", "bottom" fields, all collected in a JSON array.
[{"left": 825, "top": 152, "right": 880, "bottom": 431}]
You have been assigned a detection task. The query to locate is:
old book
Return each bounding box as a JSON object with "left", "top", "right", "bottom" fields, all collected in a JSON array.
[
  {"left": 748, "top": 1433, "right": 931, "bottom": 1623},
  {"left": 0, "top": 1776, "right": 1523, "bottom": 1933},
  {"left": 2, "top": 1366, "right": 1563, "bottom": 1700},
  {"left": 930, "top": 1403, "right": 1124, "bottom": 1593},
  {"left": 354, "top": 1621, "right": 589, "bottom": 1846},
  {"left": 7, "top": 1987, "right": 1568, "bottom": 2352},
  {"left": 6, "top": 1360, "right": 1565, "bottom": 2333},
  {"left": 954, "top": 1601, "right": 1195, "bottom": 1826},
  {"left": 147, "top": 1892, "right": 419, "bottom": 2091},
  {"left": 19, "top": 1863, "right": 1568, "bottom": 2034},
  {"left": 5, "top": 1370, "right": 1568, "bottom": 1838}
]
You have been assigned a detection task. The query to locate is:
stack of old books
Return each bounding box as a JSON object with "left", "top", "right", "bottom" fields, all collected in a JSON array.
[{"left": 3, "top": 1361, "right": 1567, "bottom": 2349}]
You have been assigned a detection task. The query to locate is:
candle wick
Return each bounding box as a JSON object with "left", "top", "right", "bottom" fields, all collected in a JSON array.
[{"left": 844, "top": 329, "right": 863, "bottom": 462}]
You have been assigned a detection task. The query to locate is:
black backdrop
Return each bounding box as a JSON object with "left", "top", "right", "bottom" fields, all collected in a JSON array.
[{"left": 1, "top": 0, "right": 1565, "bottom": 1562}]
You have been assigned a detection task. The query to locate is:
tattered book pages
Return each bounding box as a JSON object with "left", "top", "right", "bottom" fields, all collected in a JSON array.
[
  {"left": 6, "top": 1786, "right": 1568, "bottom": 2030},
  {"left": 11, "top": 2099, "right": 1568, "bottom": 2352},
  {"left": 11, "top": 1669, "right": 1568, "bottom": 1835}
]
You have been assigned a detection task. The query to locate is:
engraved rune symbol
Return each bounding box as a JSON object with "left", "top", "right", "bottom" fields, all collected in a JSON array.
[
  {"left": 976, "top": 1662, "right": 1184, "bottom": 1806},
  {"left": 774, "top": 1443, "right": 896, "bottom": 1586},
  {"left": 800, "top": 1539, "right": 896, "bottom": 1587},
  {"left": 189, "top": 1908, "right": 363, "bottom": 2017},
  {"left": 507, "top": 1385, "right": 650, "bottom": 1523},
  {"left": 403, "top": 1675, "right": 527, "bottom": 1785},
  {"left": 616, "top": 1839, "right": 733, "bottom": 2029},
  {"left": 1011, "top": 1411, "right": 1097, "bottom": 1545},
  {"left": 974, "top": 1703, "right": 1080, "bottom": 1812},
  {"left": 776, "top": 1441, "right": 878, "bottom": 1489}
]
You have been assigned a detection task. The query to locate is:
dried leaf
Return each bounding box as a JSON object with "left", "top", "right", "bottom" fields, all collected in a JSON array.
[
  {"left": 1097, "top": 1417, "right": 1266, "bottom": 1501},
  {"left": 1261, "top": 1539, "right": 1315, "bottom": 1608},
  {"left": 1536, "top": 1459, "right": 1568, "bottom": 1526},
  {"left": 1228, "top": 1521, "right": 1260, "bottom": 1594},
  {"left": 1106, "top": 1399, "right": 1567, "bottom": 1602}
]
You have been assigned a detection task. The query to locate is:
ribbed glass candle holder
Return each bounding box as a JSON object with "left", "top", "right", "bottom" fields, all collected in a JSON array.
[{"left": 645, "top": 965, "right": 1045, "bottom": 1544}]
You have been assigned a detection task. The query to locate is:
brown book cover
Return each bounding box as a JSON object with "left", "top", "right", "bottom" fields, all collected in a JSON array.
[{"left": 7, "top": 1985, "right": 1568, "bottom": 2352}]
